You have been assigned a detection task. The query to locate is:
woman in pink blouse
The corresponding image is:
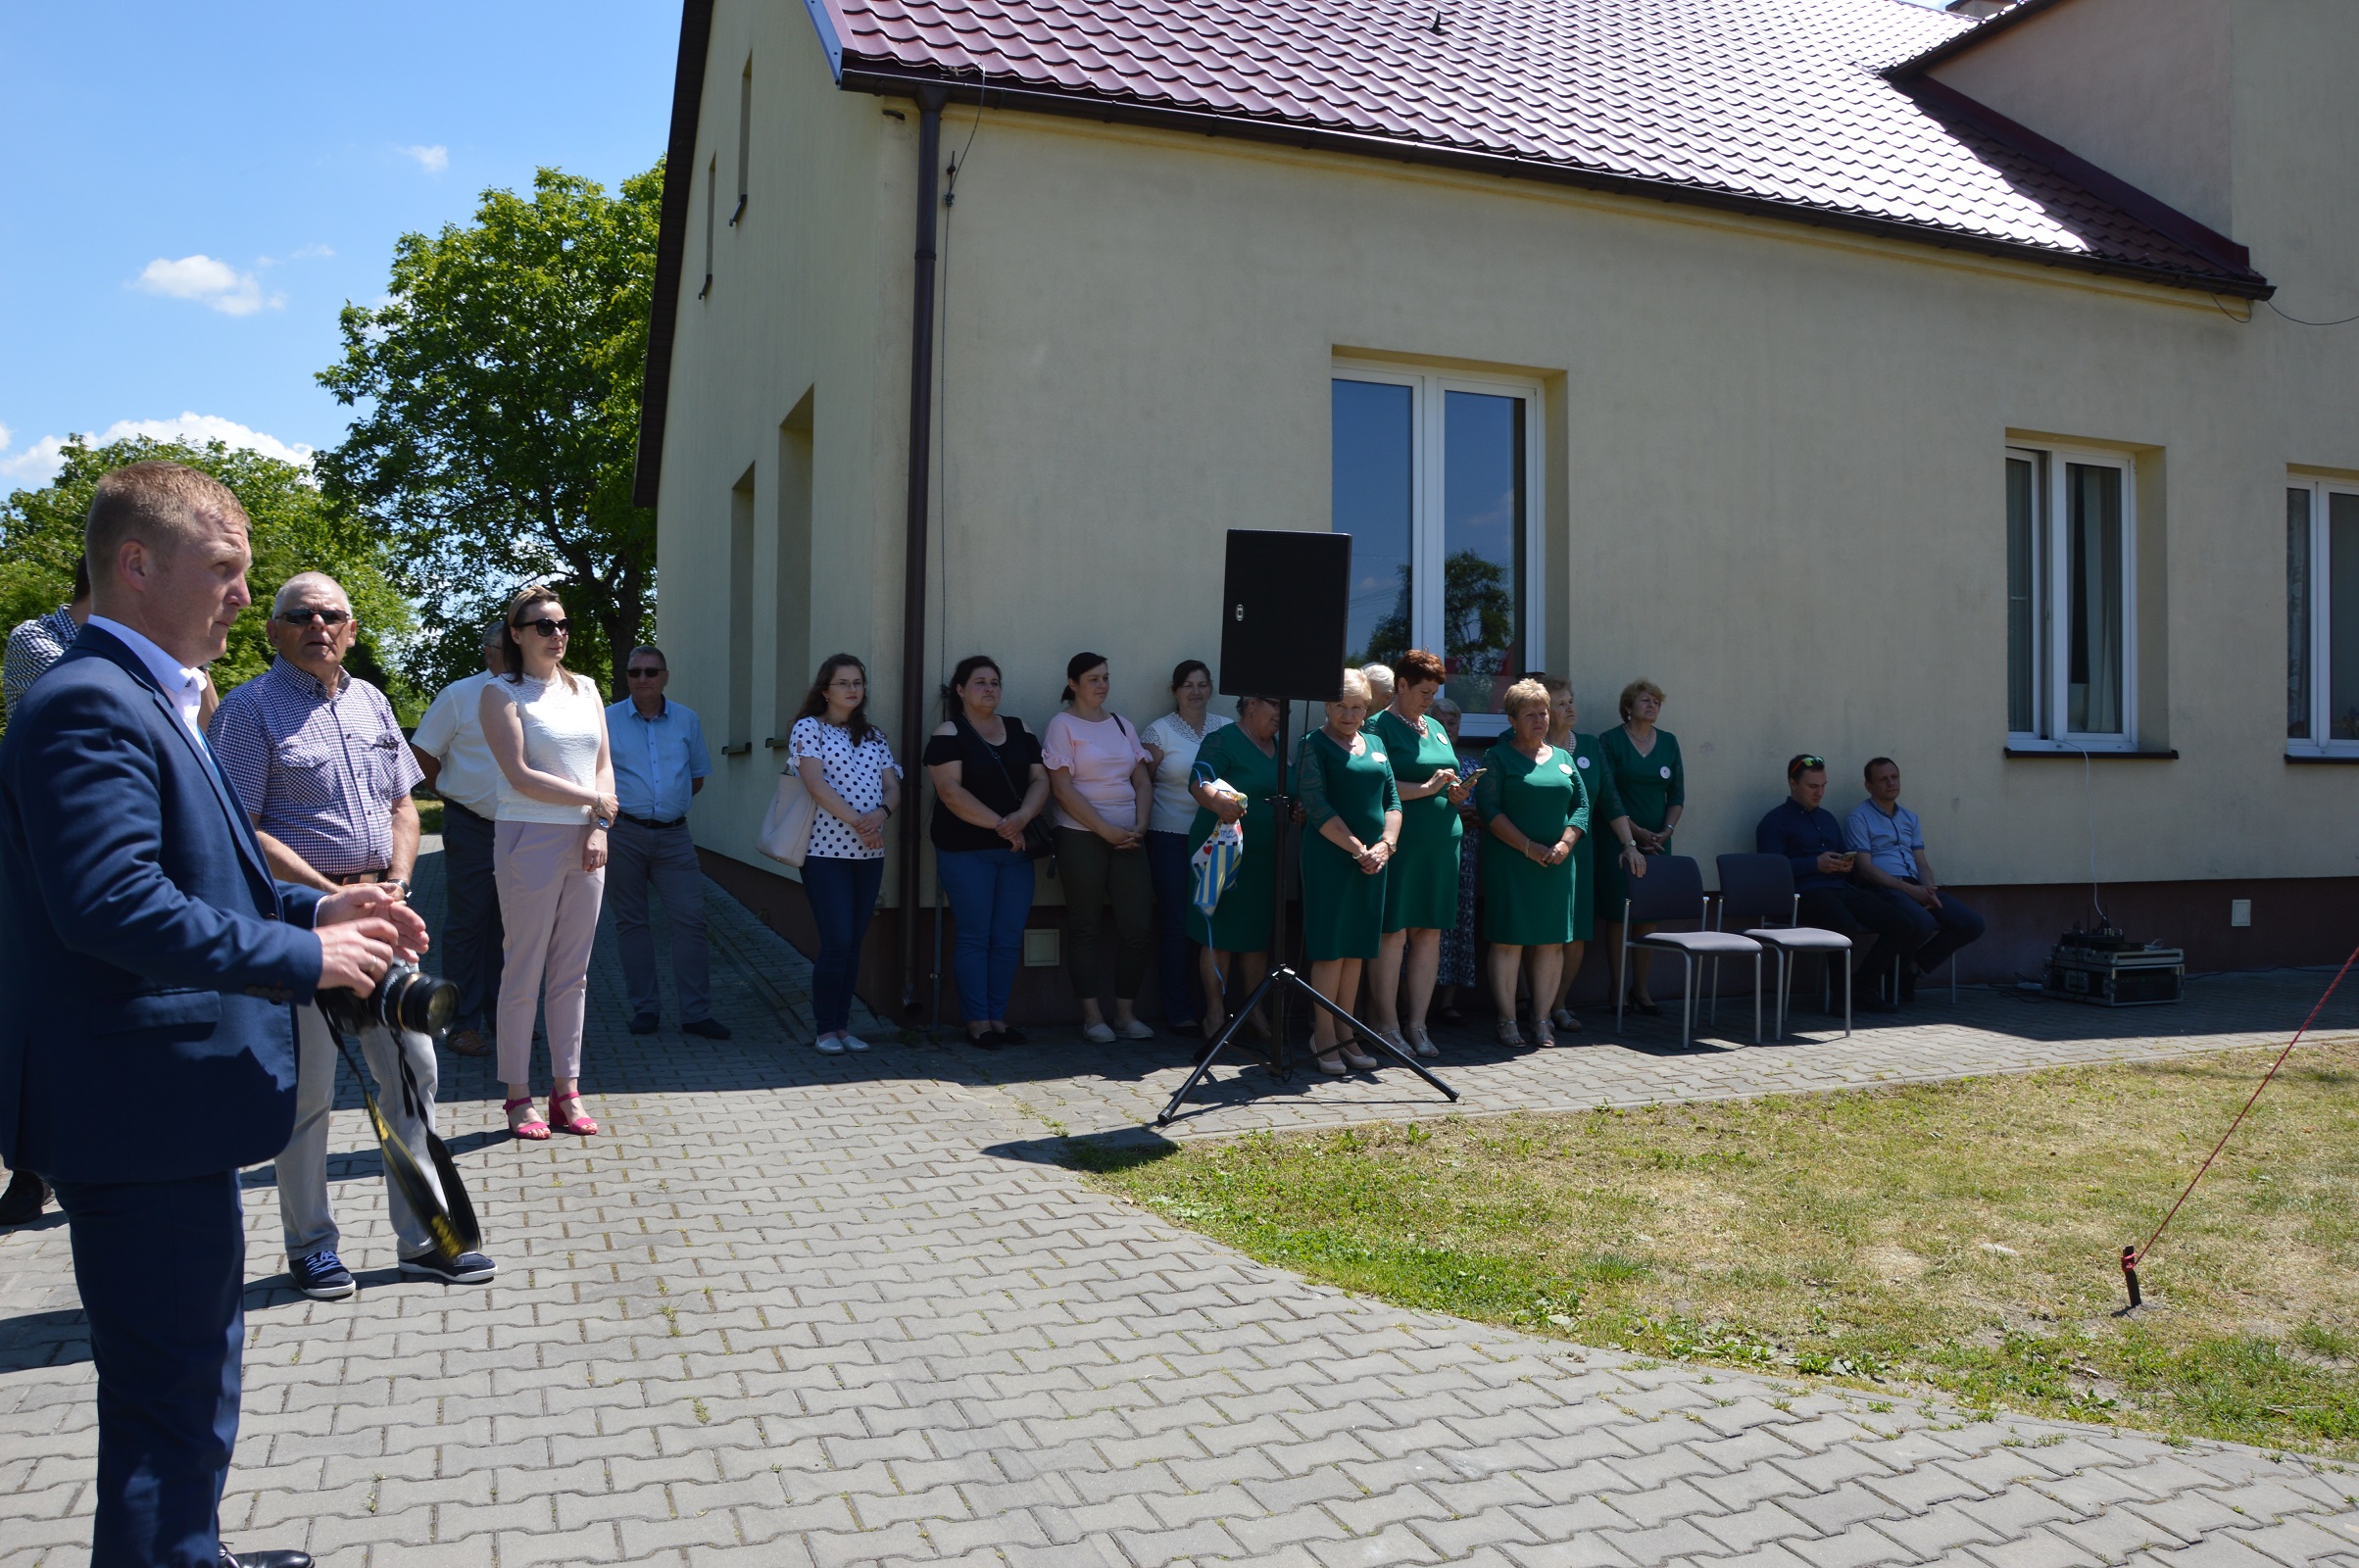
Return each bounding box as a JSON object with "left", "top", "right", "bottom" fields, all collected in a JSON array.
[{"left": 1043, "top": 652, "right": 1155, "bottom": 1044}]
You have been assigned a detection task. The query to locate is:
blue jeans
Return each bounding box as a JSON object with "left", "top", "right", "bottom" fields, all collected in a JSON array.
[
  {"left": 804, "top": 855, "right": 884, "bottom": 1034},
  {"left": 1145, "top": 830, "right": 1201, "bottom": 1024},
  {"left": 1874, "top": 883, "right": 1988, "bottom": 977},
  {"left": 936, "top": 847, "right": 1035, "bottom": 1024},
  {"left": 52, "top": 1171, "right": 246, "bottom": 1568}
]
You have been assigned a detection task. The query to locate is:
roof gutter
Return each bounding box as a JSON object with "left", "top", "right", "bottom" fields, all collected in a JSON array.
[
  {"left": 633, "top": 0, "right": 715, "bottom": 510},
  {"left": 895, "top": 84, "right": 950, "bottom": 1024},
  {"left": 839, "top": 64, "right": 2271, "bottom": 302}
]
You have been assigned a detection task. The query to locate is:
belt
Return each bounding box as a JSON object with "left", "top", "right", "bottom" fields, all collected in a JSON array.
[
  {"left": 620, "top": 812, "right": 687, "bottom": 830},
  {"left": 330, "top": 869, "right": 390, "bottom": 885}
]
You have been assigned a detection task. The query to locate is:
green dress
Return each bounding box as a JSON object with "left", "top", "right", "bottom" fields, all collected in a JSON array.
[
  {"left": 1185, "top": 724, "right": 1287, "bottom": 953},
  {"left": 1296, "top": 727, "right": 1401, "bottom": 961},
  {"left": 1562, "top": 731, "right": 1623, "bottom": 943},
  {"left": 1476, "top": 742, "right": 1591, "bottom": 946},
  {"left": 1593, "top": 725, "right": 1683, "bottom": 925},
  {"left": 1372, "top": 708, "right": 1462, "bottom": 933}
]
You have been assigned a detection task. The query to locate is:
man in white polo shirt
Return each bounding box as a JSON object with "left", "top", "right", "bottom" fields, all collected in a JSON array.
[
  {"left": 1843, "top": 756, "right": 1986, "bottom": 1003},
  {"left": 409, "top": 617, "right": 508, "bottom": 1057}
]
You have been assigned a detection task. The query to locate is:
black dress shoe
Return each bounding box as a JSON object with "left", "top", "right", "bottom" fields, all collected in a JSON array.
[
  {"left": 994, "top": 1027, "right": 1028, "bottom": 1046},
  {"left": 628, "top": 1012, "right": 659, "bottom": 1035},
  {"left": 680, "top": 1017, "right": 731, "bottom": 1040},
  {"left": 0, "top": 1169, "right": 50, "bottom": 1226},
  {"left": 221, "top": 1547, "right": 315, "bottom": 1568}
]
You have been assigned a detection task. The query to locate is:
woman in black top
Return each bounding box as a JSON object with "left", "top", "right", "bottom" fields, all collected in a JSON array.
[{"left": 924, "top": 656, "right": 1051, "bottom": 1048}]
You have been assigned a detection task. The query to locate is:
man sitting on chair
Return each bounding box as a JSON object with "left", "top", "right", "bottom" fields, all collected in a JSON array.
[
  {"left": 1755, "top": 754, "right": 1923, "bottom": 1014},
  {"left": 1843, "top": 757, "right": 1985, "bottom": 1003}
]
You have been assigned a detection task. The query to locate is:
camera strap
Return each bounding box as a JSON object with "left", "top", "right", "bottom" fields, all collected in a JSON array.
[{"left": 321, "top": 1014, "right": 482, "bottom": 1259}]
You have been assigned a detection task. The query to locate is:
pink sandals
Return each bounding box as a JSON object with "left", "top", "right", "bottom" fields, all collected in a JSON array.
[
  {"left": 547, "top": 1091, "right": 599, "bottom": 1137},
  {"left": 505, "top": 1097, "right": 550, "bottom": 1141}
]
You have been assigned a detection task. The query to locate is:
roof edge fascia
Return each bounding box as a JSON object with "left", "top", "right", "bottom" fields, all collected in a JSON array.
[
  {"left": 839, "top": 64, "right": 2273, "bottom": 303},
  {"left": 1889, "top": 0, "right": 2079, "bottom": 78},
  {"left": 633, "top": 0, "right": 716, "bottom": 509}
]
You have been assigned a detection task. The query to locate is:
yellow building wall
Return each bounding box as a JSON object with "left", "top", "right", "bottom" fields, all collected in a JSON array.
[{"left": 655, "top": 0, "right": 2359, "bottom": 908}]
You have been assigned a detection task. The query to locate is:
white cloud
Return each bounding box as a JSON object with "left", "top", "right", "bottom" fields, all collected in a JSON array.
[
  {"left": 129, "top": 254, "right": 282, "bottom": 316},
  {"left": 0, "top": 414, "right": 314, "bottom": 488},
  {"left": 397, "top": 143, "right": 450, "bottom": 174},
  {"left": 291, "top": 242, "right": 336, "bottom": 260}
]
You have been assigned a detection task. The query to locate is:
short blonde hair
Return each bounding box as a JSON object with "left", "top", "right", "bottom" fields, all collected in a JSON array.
[
  {"left": 1619, "top": 678, "right": 1665, "bottom": 720},
  {"left": 1357, "top": 662, "right": 1395, "bottom": 699},
  {"left": 85, "top": 461, "right": 249, "bottom": 583},
  {"left": 1501, "top": 678, "right": 1551, "bottom": 718},
  {"left": 1337, "top": 667, "right": 1373, "bottom": 704}
]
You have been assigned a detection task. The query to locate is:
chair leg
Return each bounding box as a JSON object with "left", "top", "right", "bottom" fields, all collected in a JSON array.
[
  {"left": 1844, "top": 957, "right": 1853, "bottom": 1038},
  {"left": 1679, "top": 956, "right": 1694, "bottom": 1049},
  {"left": 1949, "top": 953, "right": 1958, "bottom": 1004},
  {"left": 1752, "top": 953, "right": 1761, "bottom": 1046},
  {"left": 1616, "top": 927, "right": 1627, "bottom": 1035}
]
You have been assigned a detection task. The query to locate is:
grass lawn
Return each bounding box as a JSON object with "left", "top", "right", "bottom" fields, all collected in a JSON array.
[
  {"left": 1077, "top": 1039, "right": 2359, "bottom": 1457},
  {"left": 414, "top": 796, "right": 444, "bottom": 836}
]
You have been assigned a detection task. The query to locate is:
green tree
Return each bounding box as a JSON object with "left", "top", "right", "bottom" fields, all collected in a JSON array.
[
  {"left": 317, "top": 164, "right": 663, "bottom": 700},
  {"left": 0, "top": 435, "right": 409, "bottom": 729}
]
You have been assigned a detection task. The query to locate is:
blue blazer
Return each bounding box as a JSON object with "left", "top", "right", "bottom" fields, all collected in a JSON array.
[{"left": 0, "top": 625, "right": 325, "bottom": 1184}]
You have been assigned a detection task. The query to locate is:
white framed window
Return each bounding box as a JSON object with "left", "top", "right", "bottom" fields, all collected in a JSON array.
[
  {"left": 2006, "top": 444, "right": 2137, "bottom": 751},
  {"left": 2286, "top": 477, "right": 2359, "bottom": 754},
  {"left": 1331, "top": 361, "right": 1543, "bottom": 734}
]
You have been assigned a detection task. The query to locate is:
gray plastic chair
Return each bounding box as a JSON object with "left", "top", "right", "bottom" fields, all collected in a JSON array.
[
  {"left": 1617, "top": 855, "right": 1761, "bottom": 1047},
  {"left": 1715, "top": 853, "right": 1851, "bottom": 1040}
]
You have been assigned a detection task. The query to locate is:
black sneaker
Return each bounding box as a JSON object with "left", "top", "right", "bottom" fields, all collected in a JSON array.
[
  {"left": 968, "top": 1030, "right": 1003, "bottom": 1051},
  {"left": 289, "top": 1250, "right": 356, "bottom": 1300},
  {"left": 0, "top": 1169, "right": 50, "bottom": 1226},
  {"left": 400, "top": 1250, "right": 497, "bottom": 1285},
  {"left": 680, "top": 1017, "right": 731, "bottom": 1040},
  {"left": 628, "top": 1012, "right": 659, "bottom": 1035}
]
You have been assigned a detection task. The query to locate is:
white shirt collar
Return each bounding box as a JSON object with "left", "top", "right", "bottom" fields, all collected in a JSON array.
[{"left": 86, "top": 614, "right": 207, "bottom": 741}]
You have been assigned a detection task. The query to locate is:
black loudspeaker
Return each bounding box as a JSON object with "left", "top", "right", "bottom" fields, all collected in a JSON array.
[{"left": 1218, "top": 529, "right": 1352, "bottom": 702}]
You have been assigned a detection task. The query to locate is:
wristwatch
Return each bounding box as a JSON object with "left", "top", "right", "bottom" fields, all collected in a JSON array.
[
  {"left": 593, "top": 814, "right": 614, "bottom": 831},
  {"left": 389, "top": 877, "right": 413, "bottom": 897}
]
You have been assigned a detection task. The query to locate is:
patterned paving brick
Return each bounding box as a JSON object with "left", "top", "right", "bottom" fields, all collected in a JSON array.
[{"left": 0, "top": 846, "right": 2350, "bottom": 1566}]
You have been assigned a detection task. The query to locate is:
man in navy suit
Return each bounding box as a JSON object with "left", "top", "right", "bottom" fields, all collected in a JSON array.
[{"left": 0, "top": 461, "right": 428, "bottom": 1568}]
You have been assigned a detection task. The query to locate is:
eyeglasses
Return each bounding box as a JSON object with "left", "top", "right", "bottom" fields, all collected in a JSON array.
[
  {"left": 518, "top": 618, "right": 571, "bottom": 638},
  {"left": 276, "top": 609, "right": 351, "bottom": 626},
  {"left": 625, "top": 666, "right": 664, "bottom": 679}
]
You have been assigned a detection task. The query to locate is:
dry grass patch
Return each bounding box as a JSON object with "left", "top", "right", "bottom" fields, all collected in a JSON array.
[{"left": 1076, "top": 1038, "right": 2359, "bottom": 1456}]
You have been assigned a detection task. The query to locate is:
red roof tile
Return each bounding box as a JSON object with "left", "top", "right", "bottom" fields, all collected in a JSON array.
[{"left": 815, "top": 0, "right": 2264, "bottom": 291}]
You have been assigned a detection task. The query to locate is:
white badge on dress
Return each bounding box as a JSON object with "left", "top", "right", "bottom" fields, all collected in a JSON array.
[
  {"left": 1369, "top": 751, "right": 1386, "bottom": 762},
  {"left": 1576, "top": 755, "right": 1591, "bottom": 768},
  {"left": 1659, "top": 765, "right": 1672, "bottom": 779},
  {"left": 1559, "top": 762, "right": 1573, "bottom": 775}
]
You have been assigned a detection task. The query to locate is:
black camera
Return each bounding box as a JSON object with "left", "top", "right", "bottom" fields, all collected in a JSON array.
[{"left": 318, "top": 961, "right": 459, "bottom": 1037}]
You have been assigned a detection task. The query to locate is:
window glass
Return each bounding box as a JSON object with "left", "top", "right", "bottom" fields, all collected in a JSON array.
[
  {"left": 1441, "top": 391, "right": 1526, "bottom": 716},
  {"left": 2065, "top": 463, "right": 2124, "bottom": 734},
  {"left": 1331, "top": 379, "right": 1413, "bottom": 667},
  {"left": 2007, "top": 456, "right": 2039, "bottom": 734},
  {"left": 2288, "top": 487, "right": 2313, "bottom": 740},
  {"left": 2331, "top": 492, "right": 2359, "bottom": 740}
]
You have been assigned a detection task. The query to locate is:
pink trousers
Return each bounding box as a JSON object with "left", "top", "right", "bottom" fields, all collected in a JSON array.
[{"left": 494, "top": 821, "right": 606, "bottom": 1085}]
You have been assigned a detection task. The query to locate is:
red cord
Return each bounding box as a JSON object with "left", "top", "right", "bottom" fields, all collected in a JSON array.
[{"left": 2130, "top": 945, "right": 2359, "bottom": 1269}]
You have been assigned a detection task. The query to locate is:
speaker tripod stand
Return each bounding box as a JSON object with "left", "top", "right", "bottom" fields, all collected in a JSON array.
[{"left": 1156, "top": 703, "right": 1460, "bottom": 1127}]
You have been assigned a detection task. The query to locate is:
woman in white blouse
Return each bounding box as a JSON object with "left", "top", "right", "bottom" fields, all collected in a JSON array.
[
  {"left": 1140, "top": 660, "right": 1229, "bottom": 1035},
  {"left": 480, "top": 586, "right": 617, "bottom": 1140},
  {"left": 789, "top": 654, "right": 902, "bottom": 1054}
]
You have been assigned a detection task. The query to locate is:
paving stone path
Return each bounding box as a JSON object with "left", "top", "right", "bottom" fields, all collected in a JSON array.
[{"left": 2, "top": 846, "right": 2354, "bottom": 1567}]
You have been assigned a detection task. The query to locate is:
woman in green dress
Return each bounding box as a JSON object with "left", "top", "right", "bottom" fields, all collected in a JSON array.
[
  {"left": 1185, "top": 696, "right": 1287, "bottom": 1044},
  {"left": 1477, "top": 679, "right": 1590, "bottom": 1048},
  {"left": 1366, "top": 650, "right": 1476, "bottom": 1060},
  {"left": 1297, "top": 668, "right": 1401, "bottom": 1075},
  {"left": 1542, "top": 677, "right": 1645, "bottom": 1033},
  {"left": 1595, "top": 678, "right": 1685, "bottom": 1015}
]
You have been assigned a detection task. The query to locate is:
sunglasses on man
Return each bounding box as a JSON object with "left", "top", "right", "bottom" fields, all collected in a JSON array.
[
  {"left": 1789, "top": 755, "right": 1827, "bottom": 778},
  {"left": 276, "top": 609, "right": 352, "bottom": 626},
  {"left": 626, "top": 665, "right": 665, "bottom": 679}
]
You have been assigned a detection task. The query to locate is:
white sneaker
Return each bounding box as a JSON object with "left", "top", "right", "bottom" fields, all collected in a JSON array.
[
  {"left": 814, "top": 1035, "right": 845, "bottom": 1054},
  {"left": 840, "top": 1033, "right": 871, "bottom": 1053},
  {"left": 1115, "top": 1018, "right": 1155, "bottom": 1041},
  {"left": 1081, "top": 1021, "right": 1116, "bottom": 1044}
]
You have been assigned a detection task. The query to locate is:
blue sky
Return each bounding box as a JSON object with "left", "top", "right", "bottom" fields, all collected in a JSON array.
[{"left": 0, "top": 3, "right": 679, "bottom": 487}]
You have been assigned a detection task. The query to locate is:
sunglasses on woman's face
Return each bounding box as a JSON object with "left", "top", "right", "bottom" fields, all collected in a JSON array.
[{"left": 518, "top": 617, "right": 570, "bottom": 638}]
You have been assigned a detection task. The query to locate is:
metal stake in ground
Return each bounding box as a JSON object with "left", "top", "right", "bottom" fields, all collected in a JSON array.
[{"left": 1156, "top": 698, "right": 1458, "bottom": 1126}]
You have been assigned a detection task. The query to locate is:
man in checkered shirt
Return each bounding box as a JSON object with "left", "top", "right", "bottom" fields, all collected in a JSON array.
[{"left": 208, "top": 570, "right": 498, "bottom": 1298}]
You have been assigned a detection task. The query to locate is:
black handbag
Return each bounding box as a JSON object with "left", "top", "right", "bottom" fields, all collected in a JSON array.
[{"left": 964, "top": 714, "right": 1055, "bottom": 860}]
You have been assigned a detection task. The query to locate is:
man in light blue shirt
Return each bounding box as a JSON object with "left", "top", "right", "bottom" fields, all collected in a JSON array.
[
  {"left": 1843, "top": 756, "right": 1985, "bottom": 1001},
  {"left": 605, "top": 645, "right": 725, "bottom": 1038}
]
